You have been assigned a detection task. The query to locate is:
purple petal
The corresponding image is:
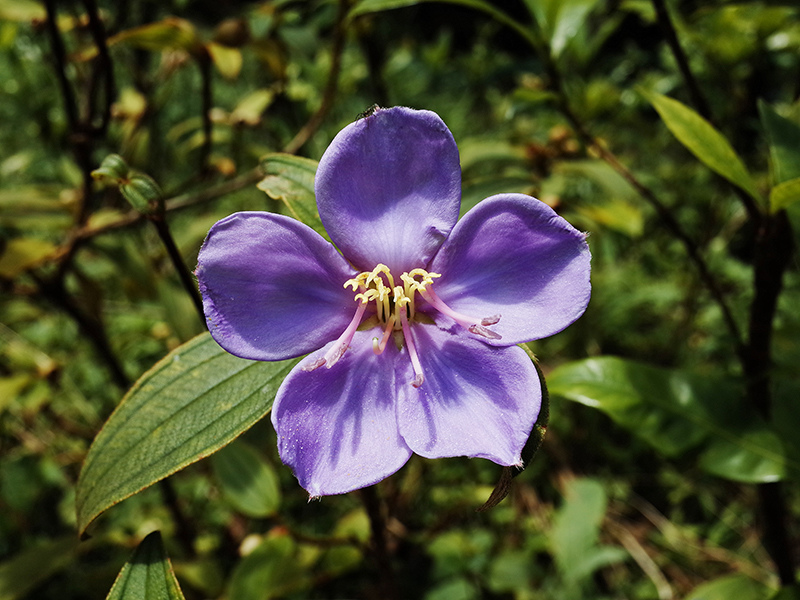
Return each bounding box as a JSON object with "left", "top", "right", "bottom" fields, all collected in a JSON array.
[
  {"left": 196, "top": 212, "right": 357, "bottom": 361},
  {"left": 396, "top": 324, "right": 540, "bottom": 465},
  {"left": 316, "top": 107, "right": 461, "bottom": 274},
  {"left": 272, "top": 331, "right": 412, "bottom": 496},
  {"left": 428, "top": 194, "right": 591, "bottom": 345}
]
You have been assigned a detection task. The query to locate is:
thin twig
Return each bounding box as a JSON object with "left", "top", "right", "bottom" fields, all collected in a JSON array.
[
  {"left": 650, "top": 0, "right": 761, "bottom": 222},
  {"left": 198, "top": 49, "right": 214, "bottom": 172},
  {"left": 81, "top": 0, "right": 115, "bottom": 133},
  {"left": 555, "top": 92, "right": 745, "bottom": 356},
  {"left": 149, "top": 215, "right": 206, "bottom": 326},
  {"left": 283, "top": 0, "right": 349, "bottom": 155},
  {"left": 43, "top": 0, "right": 79, "bottom": 128},
  {"left": 651, "top": 0, "right": 711, "bottom": 121},
  {"left": 34, "top": 274, "right": 130, "bottom": 390}
]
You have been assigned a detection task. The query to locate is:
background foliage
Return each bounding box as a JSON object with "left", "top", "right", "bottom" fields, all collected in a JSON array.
[{"left": 1, "top": 0, "right": 800, "bottom": 598}]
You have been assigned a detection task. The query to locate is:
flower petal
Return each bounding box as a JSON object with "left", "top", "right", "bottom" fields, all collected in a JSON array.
[
  {"left": 316, "top": 107, "right": 461, "bottom": 273},
  {"left": 196, "top": 212, "right": 356, "bottom": 361},
  {"left": 396, "top": 324, "right": 540, "bottom": 465},
  {"left": 428, "top": 194, "right": 591, "bottom": 345},
  {"left": 272, "top": 331, "right": 412, "bottom": 496}
]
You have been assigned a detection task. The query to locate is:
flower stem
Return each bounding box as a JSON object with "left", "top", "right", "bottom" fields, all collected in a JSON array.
[{"left": 360, "top": 485, "right": 397, "bottom": 600}]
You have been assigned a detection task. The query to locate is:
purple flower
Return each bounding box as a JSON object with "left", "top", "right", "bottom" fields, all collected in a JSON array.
[{"left": 196, "top": 107, "right": 590, "bottom": 497}]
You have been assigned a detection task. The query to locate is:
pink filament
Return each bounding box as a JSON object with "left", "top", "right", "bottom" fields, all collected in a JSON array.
[
  {"left": 303, "top": 300, "right": 368, "bottom": 372},
  {"left": 400, "top": 309, "right": 424, "bottom": 387},
  {"left": 373, "top": 315, "right": 396, "bottom": 355},
  {"left": 419, "top": 287, "right": 501, "bottom": 340}
]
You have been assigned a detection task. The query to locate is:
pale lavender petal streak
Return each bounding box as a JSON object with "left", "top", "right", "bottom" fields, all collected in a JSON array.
[
  {"left": 272, "top": 331, "right": 412, "bottom": 496},
  {"left": 196, "top": 212, "right": 356, "bottom": 361},
  {"left": 428, "top": 194, "right": 591, "bottom": 345},
  {"left": 396, "top": 325, "right": 541, "bottom": 465},
  {"left": 316, "top": 107, "right": 461, "bottom": 273}
]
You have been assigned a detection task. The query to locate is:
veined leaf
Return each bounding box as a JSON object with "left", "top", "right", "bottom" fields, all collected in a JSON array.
[
  {"left": 548, "top": 357, "right": 789, "bottom": 483},
  {"left": 257, "top": 153, "right": 328, "bottom": 241},
  {"left": 641, "top": 89, "right": 761, "bottom": 203},
  {"left": 106, "top": 531, "right": 184, "bottom": 600},
  {"left": 76, "top": 332, "right": 299, "bottom": 535}
]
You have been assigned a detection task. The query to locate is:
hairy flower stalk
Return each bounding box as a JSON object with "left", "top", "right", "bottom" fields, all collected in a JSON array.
[{"left": 196, "top": 107, "right": 591, "bottom": 496}]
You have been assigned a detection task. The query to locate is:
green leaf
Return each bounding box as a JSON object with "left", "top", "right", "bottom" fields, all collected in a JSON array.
[
  {"left": 684, "top": 574, "right": 771, "bottom": 600},
  {"left": 227, "top": 532, "right": 313, "bottom": 600},
  {"left": 0, "top": 537, "right": 77, "bottom": 600},
  {"left": 231, "top": 89, "right": 275, "bottom": 126},
  {"left": 758, "top": 100, "right": 800, "bottom": 185},
  {"left": 108, "top": 18, "right": 199, "bottom": 53},
  {"left": 640, "top": 89, "right": 761, "bottom": 203},
  {"left": 549, "top": 0, "right": 603, "bottom": 58},
  {"left": 76, "top": 332, "right": 299, "bottom": 535},
  {"left": 106, "top": 531, "right": 185, "bottom": 600},
  {"left": 257, "top": 153, "right": 328, "bottom": 240},
  {"left": 551, "top": 478, "right": 626, "bottom": 585},
  {"left": 548, "top": 357, "right": 789, "bottom": 482},
  {"left": 699, "top": 429, "right": 785, "bottom": 483},
  {"left": 211, "top": 439, "right": 281, "bottom": 517},
  {"left": 208, "top": 42, "right": 243, "bottom": 80},
  {"left": 769, "top": 177, "right": 800, "bottom": 212}
]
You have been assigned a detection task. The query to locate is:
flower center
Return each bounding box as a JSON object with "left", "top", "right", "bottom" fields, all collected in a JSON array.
[{"left": 304, "top": 263, "right": 501, "bottom": 387}]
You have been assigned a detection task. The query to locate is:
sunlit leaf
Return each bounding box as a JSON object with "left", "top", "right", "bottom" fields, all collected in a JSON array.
[
  {"left": 700, "top": 429, "right": 785, "bottom": 483},
  {"left": 549, "top": 357, "right": 789, "bottom": 482},
  {"left": 549, "top": 0, "right": 603, "bottom": 58},
  {"left": 640, "top": 89, "right": 761, "bottom": 203},
  {"left": 257, "top": 153, "right": 328, "bottom": 240},
  {"left": 108, "top": 18, "right": 199, "bottom": 52},
  {"left": 211, "top": 439, "right": 281, "bottom": 518},
  {"left": 0, "top": 0, "right": 44, "bottom": 22},
  {"left": 208, "top": 42, "right": 243, "bottom": 80},
  {"left": 759, "top": 100, "right": 800, "bottom": 185},
  {"left": 76, "top": 332, "right": 299, "bottom": 535},
  {"left": 106, "top": 531, "right": 185, "bottom": 600},
  {"left": 231, "top": 89, "right": 276, "bottom": 126},
  {"left": 769, "top": 177, "right": 800, "bottom": 213}
]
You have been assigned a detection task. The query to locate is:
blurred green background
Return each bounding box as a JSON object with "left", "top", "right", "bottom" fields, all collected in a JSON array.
[{"left": 1, "top": 0, "right": 800, "bottom": 598}]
